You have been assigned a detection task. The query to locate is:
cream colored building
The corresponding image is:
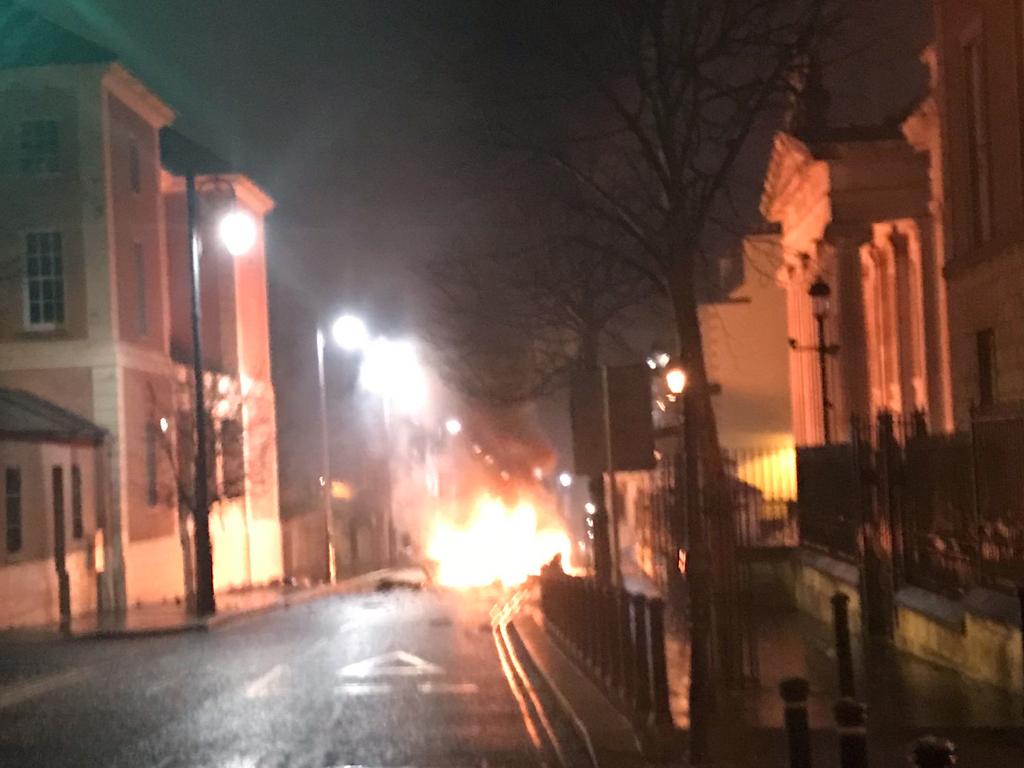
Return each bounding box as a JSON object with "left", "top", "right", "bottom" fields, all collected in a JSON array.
[
  {"left": 760, "top": 126, "right": 953, "bottom": 445},
  {"left": 0, "top": 13, "right": 281, "bottom": 626}
]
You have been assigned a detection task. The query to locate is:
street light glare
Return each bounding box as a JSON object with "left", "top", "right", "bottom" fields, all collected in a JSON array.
[
  {"left": 218, "top": 209, "right": 258, "bottom": 257},
  {"left": 445, "top": 418, "right": 463, "bottom": 436},
  {"left": 558, "top": 472, "right": 573, "bottom": 488},
  {"left": 360, "top": 337, "right": 428, "bottom": 414},
  {"left": 666, "top": 367, "right": 687, "bottom": 395},
  {"left": 332, "top": 315, "right": 370, "bottom": 352}
]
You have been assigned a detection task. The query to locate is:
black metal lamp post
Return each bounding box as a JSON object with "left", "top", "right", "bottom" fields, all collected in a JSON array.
[
  {"left": 184, "top": 172, "right": 258, "bottom": 617},
  {"left": 809, "top": 278, "right": 834, "bottom": 444}
]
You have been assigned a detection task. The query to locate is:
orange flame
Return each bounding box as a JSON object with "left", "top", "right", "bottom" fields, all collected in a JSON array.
[{"left": 426, "top": 494, "right": 572, "bottom": 588}]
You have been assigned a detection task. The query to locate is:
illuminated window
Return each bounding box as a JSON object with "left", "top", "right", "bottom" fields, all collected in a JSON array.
[
  {"left": 24, "top": 231, "right": 65, "bottom": 328},
  {"left": 19, "top": 120, "right": 59, "bottom": 174},
  {"left": 5, "top": 468, "right": 21, "bottom": 553},
  {"left": 964, "top": 35, "right": 993, "bottom": 244},
  {"left": 71, "top": 465, "right": 83, "bottom": 540}
]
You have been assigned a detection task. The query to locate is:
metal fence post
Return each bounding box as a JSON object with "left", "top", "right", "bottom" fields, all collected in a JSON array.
[
  {"left": 834, "top": 698, "right": 867, "bottom": 768},
  {"left": 779, "top": 677, "right": 812, "bottom": 768},
  {"left": 909, "top": 736, "right": 957, "bottom": 768},
  {"left": 618, "top": 587, "right": 635, "bottom": 701},
  {"left": 647, "top": 597, "right": 673, "bottom": 727},
  {"left": 632, "top": 593, "right": 652, "bottom": 719},
  {"left": 831, "top": 592, "right": 856, "bottom": 698}
]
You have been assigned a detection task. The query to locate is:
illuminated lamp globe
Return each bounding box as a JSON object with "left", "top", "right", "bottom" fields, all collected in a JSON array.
[
  {"left": 444, "top": 418, "right": 463, "bottom": 436},
  {"left": 665, "top": 366, "right": 687, "bottom": 395},
  {"left": 332, "top": 315, "right": 369, "bottom": 352},
  {"left": 558, "top": 472, "right": 573, "bottom": 488},
  {"left": 218, "top": 209, "right": 258, "bottom": 257},
  {"left": 809, "top": 278, "right": 832, "bottom": 319}
]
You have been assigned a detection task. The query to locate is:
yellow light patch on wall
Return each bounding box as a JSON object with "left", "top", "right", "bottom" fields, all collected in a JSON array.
[{"left": 331, "top": 481, "right": 354, "bottom": 500}]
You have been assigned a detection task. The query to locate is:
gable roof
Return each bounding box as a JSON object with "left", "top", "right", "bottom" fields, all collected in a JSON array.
[
  {"left": 0, "top": 388, "right": 106, "bottom": 445},
  {"left": 0, "top": 1, "right": 116, "bottom": 69},
  {"left": 160, "top": 127, "right": 232, "bottom": 177}
]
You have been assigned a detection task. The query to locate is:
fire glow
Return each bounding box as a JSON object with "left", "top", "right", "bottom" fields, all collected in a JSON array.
[{"left": 427, "top": 495, "right": 572, "bottom": 588}]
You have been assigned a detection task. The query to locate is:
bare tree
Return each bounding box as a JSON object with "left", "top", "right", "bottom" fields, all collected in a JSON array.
[
  {"left": 427, "top": 3, "right": 834, "bottom": 759},
  {"left": 423, "top": 190, "right": 662, "bottom": 404},
  {"left": 149, "top": 374, "right": 277, "bottom": 609}
]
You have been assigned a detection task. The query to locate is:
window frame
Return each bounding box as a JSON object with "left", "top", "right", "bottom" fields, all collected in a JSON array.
[
  {"left": 128, "top": 137, "right": 142, "bottom": 194},
  {"left": 145, "top": 422, "right": 159, "bottom": 507},
  {"left": 134, "top": 241, "right": 148, "bottom": 337},
  {"left": 976, "top": 328, "right": 997, "bottom": 408},
  {"left": 964, "top": 32, "right": 994, "bottom": 246},
  {"left": 22, "top": 229, "right": 66, "bottom": 331},
  {"left": 18, "top": 119, "right": 60, "bottom": 176},
  {"left": 5, "top": 467, "right": 22, "bottom": 554}
]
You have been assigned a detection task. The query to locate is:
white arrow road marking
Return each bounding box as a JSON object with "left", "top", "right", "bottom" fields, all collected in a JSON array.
[
  {"left": 416, "top": 681, "right": 479, "bottom": 694},
  {"left": 338, "top": 650, "right": 443, "bottom": 678},
  {"left": 245, "top": 663, "right": 287, "bottom": 699},
  {"left": 336, "top": 682, "right": 393, "bottom": 696},
  {"left": 0, "top": 667, "right": 93, "bottom": 710}
]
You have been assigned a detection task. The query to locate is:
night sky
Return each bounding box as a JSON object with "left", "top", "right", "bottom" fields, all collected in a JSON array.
[{"left": 20, "top": 0, "right": 934, "bottom": 494}]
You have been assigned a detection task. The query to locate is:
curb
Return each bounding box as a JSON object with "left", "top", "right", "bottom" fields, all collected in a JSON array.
[
  {"left": 70, "top": 567, "right": 406, "bottom": 641},
  {"left": 506, "top": 619, "right": 601, "bottom": 768}
]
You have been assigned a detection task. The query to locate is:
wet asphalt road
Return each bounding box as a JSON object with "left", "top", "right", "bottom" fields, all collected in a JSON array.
[{"left": 0, "top": 581, "right": 575, "bottom": 767}]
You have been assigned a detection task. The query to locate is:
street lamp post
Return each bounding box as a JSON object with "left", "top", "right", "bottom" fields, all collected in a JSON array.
[
  {"left": 789, "top": 278, "right": 840, "bottom": 446},
  {"left": 184, "top": 172, "right": 257, "bottom": 617},
  {"left": 315, "top": 327, "right": 336, "bottom": 584},
  {"left": 809, "top": 278, "right": 837, "bottom": 445}
]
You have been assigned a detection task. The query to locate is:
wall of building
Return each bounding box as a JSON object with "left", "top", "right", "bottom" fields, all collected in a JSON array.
[
  {"left": 0, "top": 439, "right": 101, "bottom": 628},
  {"left": 934, "top": 1, "right": 1024, "bottom": 424}
]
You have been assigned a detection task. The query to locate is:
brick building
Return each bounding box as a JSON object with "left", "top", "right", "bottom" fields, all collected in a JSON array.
[{"left": 0, "top": 6, "right": 282, "bottom": 627}]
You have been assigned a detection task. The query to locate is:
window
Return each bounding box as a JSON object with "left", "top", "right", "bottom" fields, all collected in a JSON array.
[
  {"left": 977, "top": 328, "right": 997, "bottom": 407},
  {"left": 965, "top": 35, "right": 993, "bottom": 244},
  {"left": 145, "top": 423, "right": 159, "bottom": 506},
  {"left": 24, "top": 231, "right": 65, "bottom": 328},
  {"left": 129, "top": 139, "right": 141, "bottom": 193},
  {"left": 71, "top": 466, "right": 83, "bottom": 540},
  {"left": 5, "top": 468, "right": 21, "bottom": 553},
  {"left": 19, "top": 120, "right": 59, "bottom": 174},
  {"left": 221, "top": 419, "right": 246, "bottom": 499},
  {"left": 134, "top": 242, "right": 147, "bottom": 336}
]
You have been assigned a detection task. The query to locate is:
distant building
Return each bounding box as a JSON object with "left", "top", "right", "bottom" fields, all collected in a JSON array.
[{"left": 0, "top": 5, "right": 281, "bottom": 627}]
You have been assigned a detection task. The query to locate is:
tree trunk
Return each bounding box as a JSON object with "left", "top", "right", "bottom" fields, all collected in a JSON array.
[{"left": 668, "top": 247, "right": 744, "bottom": 762}]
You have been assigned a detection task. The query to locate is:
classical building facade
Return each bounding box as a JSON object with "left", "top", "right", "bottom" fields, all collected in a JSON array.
[
  {"left": 760, "top": 126, "right": 953, "bottom": 445},
  {"left": 930, "top": 1, "right": 1024, "bottom": 424},
  {"left": 0, "top": 10, "right": 281, "bottom": 626}
]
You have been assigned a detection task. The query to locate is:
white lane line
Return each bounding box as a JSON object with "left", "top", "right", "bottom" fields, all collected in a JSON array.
[
  {"left": 145, "top": 670, "right": 187, "bottom": 697},
  {"left": 336, "top": 682, "right": 393, "bottom": 696},
  {"left": 416, "top": 681, "right": 479, "bottom": 694},
  {"left": 0, "top": 667, "right": 93, "bottom": 710},
  {"left": 244, "top": 662, "right": 287, "bottom": 699}
]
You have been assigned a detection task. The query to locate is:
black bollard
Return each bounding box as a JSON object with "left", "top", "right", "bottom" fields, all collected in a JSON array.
[
  {"left": 618, "top": 588, "right": 635, "bottom": 701},
  {"left": 779, "top": 677, "right": 812, "bottom": 768},
  {"left": 647, "top": 597, "right": 673, "bottom": 728},
  {"left": 834, "top": 698, "right": 867, "bottom": 768},
  {"left": 831, "top": 592, "right": 856, "bottom": 698},
  {"left": 909, "top": 736, "right": 957, "bottom": 768},
  {"left": 632, "top": 593, "right": 652, "bottom": 719}
]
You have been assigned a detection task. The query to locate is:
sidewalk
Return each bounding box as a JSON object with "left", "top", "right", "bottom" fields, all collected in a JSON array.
[
  {"left": 5, "top": 567, "right": 415, "bottom": 642},
  {"left": 526, "top": 562, "right": 1024, "bottom": 766}
]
